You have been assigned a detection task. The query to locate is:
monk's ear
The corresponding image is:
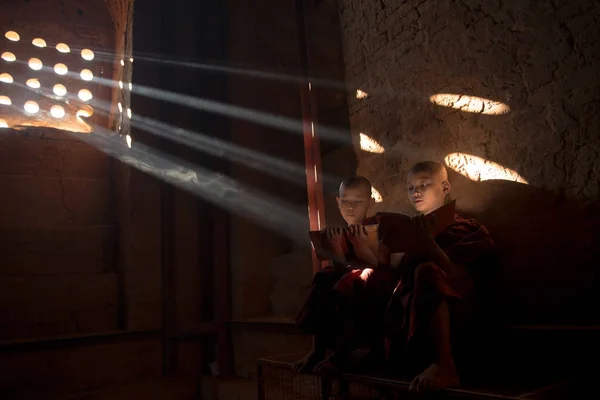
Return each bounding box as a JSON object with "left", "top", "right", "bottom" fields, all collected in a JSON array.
[
  {"left": 336, "top": 196, "right": 341, "bottom": 207},
  {"left": 442, "top": 180, "right": 451, "bottom": 195},
  {"left": 369, "top": 197, "right": 375, "bottom": 208}
]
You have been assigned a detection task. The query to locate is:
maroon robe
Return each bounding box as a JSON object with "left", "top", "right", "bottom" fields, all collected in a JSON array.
[
  {"left": 295, "top": 216, "right": 385, "bottom": 347},
  {"left": 385, "top": 214, "right": 494, "bottom": 373}
]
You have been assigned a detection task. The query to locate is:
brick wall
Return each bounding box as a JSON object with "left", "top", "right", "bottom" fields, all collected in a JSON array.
[
  {"left": 338, "top": 0, "right": 600, "bottom": 323},
  {"left": 0, "top": 129, "right": 119, "bottom": 339}
]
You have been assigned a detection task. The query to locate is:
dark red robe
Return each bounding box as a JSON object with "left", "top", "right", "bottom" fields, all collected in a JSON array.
[
  {"left": 295, "top": 216, "right": 385, "bottom": 348},
  {"left": 385, "top": 214, "right": 495, "bottom": 373}
]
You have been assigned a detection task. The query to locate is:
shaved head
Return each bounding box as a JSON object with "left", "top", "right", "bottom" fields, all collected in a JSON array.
[
  {"left": 337, "top": 176, "right": 373, "bottom": 224},
  {"left": 408, "top": 161, "right": 448, "bottom": 181},
  {"left": 406, "top": 161, "right": 451, "bottom": 214},
  {"left": 339, "top": 175, "right": 372, "bottom": 196}
]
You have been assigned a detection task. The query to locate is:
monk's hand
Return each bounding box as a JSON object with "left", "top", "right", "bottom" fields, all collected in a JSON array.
[
  {"left": 325, "top": 226, "right": 345, "bottom": 252},
  {"left": 347, "top": 225, "right": 379, "bottom": 266},
  {"left": 346, "top": 224, "right": 369, "bottom": 245},
  {"left": 412, "top": 214, "right": 435, "bottom": 252}
]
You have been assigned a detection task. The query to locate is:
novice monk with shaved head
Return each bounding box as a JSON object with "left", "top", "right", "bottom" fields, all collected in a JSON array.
[
  {"left": 385, "top": 161, "right": 494, "bottom": 392},
  {"left": 295, "top": 176, "right": 395, "bottom": 374}
]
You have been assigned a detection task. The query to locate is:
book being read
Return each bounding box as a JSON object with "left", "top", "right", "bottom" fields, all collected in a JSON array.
[{"left": 309, "top": 200, "right": 456, "bottom": 261}]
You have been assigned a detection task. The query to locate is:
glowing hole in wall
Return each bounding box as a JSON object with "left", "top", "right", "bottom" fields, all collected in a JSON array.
[
  {"left": 356, "top": 89, "right": 368, "bottom": 99},
  {"left": 53, "top": 84, "right": 67, "bottom": 96},
  {"left": 56, "top": 43, "right": 70, "bottom": 53},
  {"left": 429, "top": 93, "right": 510, "bottom": 115},
  {"left": 80, "top": 69, "right": 93, "bottom": 81},
  {"left": 81, "top": 49, "right": 94, "bottom": 61},
  {"left": 76, "top": 107, "right": 94, "bottom": 119},
  {"left": 24, "top": 100, "right": 39, "bottom": 114},
  {"left": 371, "top": 187, "right": 383, "bottom": 203},
  {"left": 0, "top": 95, "right": 11, "bottom": 105},
  {"left": 32, "top": 38, "right": 46, "bottom": 48},
  {"left": 26, "top": 78, "right": 40, "bottom": 88},
  {"left": 50, "top": 105, "right": 65, "bottom": 118},
  {"left": 28, "top": 58, "right": 42, "bottom": 70},
  {"left": 129, "top": 57, "right": 133, "bottom": 62},
  {"left": 118, "top": 81, "right": 123, "bottom": 89},
  {"left": 129, "top": 82, "right": 132, "bottom": 90},
  {"left": 2, "top": 52, "right": 16, "bottom": 62},
  {"left": 126, "top": 134, "right": 132, "bottom": 148},
  {"left": 5, "top": 31, "right": 20, "bottom": 41},
  {"left": 117, "top": 102, "right": 122, "bottom": 112},
  {"left": 54, "top": 63, "right": 68, "bottom": 75},
  {"left": 127, "top": 108, "right": 132, "bottom": 119},
  {"left": 444, "top": 153, "right": 528, "bottom": 184},
  {"left": 0, "top": 73, "right": 13, "bottom": 83},
  {"left": 78, "top": 89, "right": 92, "bottom": 102},
  {"left": 0, "top": 118, "right": 7, "bottom": 128},
  {"left": 359, "top": 133, "right": 385, "bottom": 154},
  {"left": 120, "top": 59, "right": 124, "bottom": 66}
]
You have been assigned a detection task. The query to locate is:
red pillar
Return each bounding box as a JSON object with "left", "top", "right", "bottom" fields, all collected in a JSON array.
[{"left": 296, "top": 0, "right": 326, "bottom": 275}]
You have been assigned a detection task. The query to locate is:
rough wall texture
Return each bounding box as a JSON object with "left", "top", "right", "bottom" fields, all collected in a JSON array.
[{"left": 338, "top": 0, "right": 600, "bottom": 324}]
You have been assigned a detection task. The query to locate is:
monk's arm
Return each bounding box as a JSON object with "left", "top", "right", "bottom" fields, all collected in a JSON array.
[{"left": 422, "top": 240, "right": 466, "bottom": 279}]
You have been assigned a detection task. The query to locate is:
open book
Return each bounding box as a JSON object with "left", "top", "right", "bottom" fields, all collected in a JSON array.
[
  {"left": 309, "top": 224, "right": 378, "bottom": 262},
  {"left": 309, "top": 200, "right": 456, "bottom": 261},
  {"left": 376, "top": 200, "right": 456, "bottom": 253}
]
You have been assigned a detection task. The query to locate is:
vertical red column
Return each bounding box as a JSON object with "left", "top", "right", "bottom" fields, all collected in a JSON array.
[{"left": 296, "top": 0, "right": 326, "bottom": 275}]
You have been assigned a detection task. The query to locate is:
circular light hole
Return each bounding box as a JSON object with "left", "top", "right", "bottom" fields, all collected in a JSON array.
[
  {"left": 0, "top": 118, "right": 8, "bottom": 128},
  {"left": 50, "top": 105, "right": 65, "bottom": 118},
  {"left": 127, "top": 108, "right": 132, "bottom": 118},
  {"left": 77, "top": 107, "right": 94, "bottom": 118},
  {"left": 26, "top": 78, "right": 41, "bottom": 88},
  {"left": 24, "top": 101, "right": 39, "bottom": 114},
  {"left": 54, "top": 63, "right": 68, "bottom": 75},
  {"left": 28, "top": 58, "right": 42, "bottom": 70},
  {"left": 129, "top": 82, "right": 133, "bottom": 91},
  {"left": 2, "top": 52, "right": 16, "bottom": 62},
  {"left": 56, "top": 43, "right": 70, "bottom": 53},
  {"left": 118, "top": 81, "right": 123, "bottom": 89},
  {"left": 0, "top": 95, "right": 11, "bottom": 105},
  {"left": 120, "top": 59, "right": 125, "bottom": 66},
  {"left": 5, "top": 31, "right": 20, "bottom": 41},
  {"left": 117, "top": 102, "right": 122, "bottom": 112},
  {"left": 0, "top": 73, "right": 13, "bottom": 83},
  {"left": 129, "top": 57, "right": 134, "bottom": 63},
  {"left": 80, "top": 69, "right": 93, "bottom": 81},
  {"left": 78, "top": 89, "right": 93, "bottom": 102},
  {"left": 126, "top": 134, "right": 132, "bottom": 148},
  {"left": 32, "top": 38, "right": 47, "bottom": 48},
  {"left": 81, "top": 49, "right": 94, "bottom": 61},
  {"left": 53, "top": 84, "right": 67, "bottom": 96}
]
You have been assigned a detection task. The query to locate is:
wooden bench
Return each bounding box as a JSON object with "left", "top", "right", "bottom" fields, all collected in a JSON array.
[{"left": 256, "top": 337, "right": 592, "bottom": 400}]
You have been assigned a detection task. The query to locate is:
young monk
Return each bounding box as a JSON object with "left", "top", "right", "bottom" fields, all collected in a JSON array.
[
  {"left": 294, "top": 176, "right": 389, "bottom": 374},
  {"left": 385, "top": 161, "right": 494, "bottom": 393}
]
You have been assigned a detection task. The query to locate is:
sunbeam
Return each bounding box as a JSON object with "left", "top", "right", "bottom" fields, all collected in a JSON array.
[{"left": 73, "top": 126, "right": 310, "bottom": 244}]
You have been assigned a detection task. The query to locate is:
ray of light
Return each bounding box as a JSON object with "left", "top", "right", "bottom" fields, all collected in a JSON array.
[
  {"left": 74, "top": 127, "right": 310, "bottom": 244},
  {"left": 131, "top": 113, "right": 341, "bottom": 189},
  {"left": 10, "top": 59, "right": 351, "bottom": 144},
  {"left": 444, "top": 152, "right": 528, "bottom": 184}
]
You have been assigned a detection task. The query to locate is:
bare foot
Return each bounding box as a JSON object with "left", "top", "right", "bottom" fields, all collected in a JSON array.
[
  {"left": 409, "top": 363, "right": 460, "bottom": 393},
  {"left": 312, "top": 352, "right": 349, "bottom": 375},
  {"left": 294, "top": 351, "right": 324, "bottom": 373}
]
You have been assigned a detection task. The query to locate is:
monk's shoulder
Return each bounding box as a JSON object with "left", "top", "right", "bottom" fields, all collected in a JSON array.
[{"left": 445, "top": 214, "right": 489, "bottom": 237}]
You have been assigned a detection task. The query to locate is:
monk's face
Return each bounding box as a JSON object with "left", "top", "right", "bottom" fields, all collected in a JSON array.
[
  {"left": 406, "top": 170, "right": 450, "bottom": 214},
  {"left": 337, "top": 184, "right": 373, "bottom": 225}
]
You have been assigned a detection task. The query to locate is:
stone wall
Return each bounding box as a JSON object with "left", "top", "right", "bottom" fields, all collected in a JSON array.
[{"left": 338, "top": 0, "right": 600, "bottom": 324}]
